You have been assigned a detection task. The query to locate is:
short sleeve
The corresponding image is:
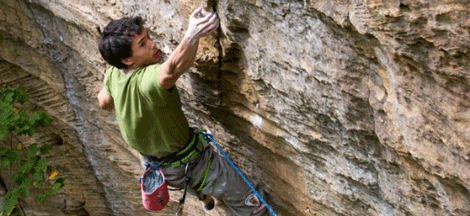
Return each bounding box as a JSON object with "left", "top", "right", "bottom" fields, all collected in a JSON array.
[
  {"left": 103, "top": 68, "right": 113, "bottom": 97},
  {"left": 139, "top": 64, "right": 172, "bottom": 106}
]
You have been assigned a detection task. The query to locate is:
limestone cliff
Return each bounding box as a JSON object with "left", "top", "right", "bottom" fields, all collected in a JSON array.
[{"left": 0, "top": 0, "right": 469, "bottom": 215}]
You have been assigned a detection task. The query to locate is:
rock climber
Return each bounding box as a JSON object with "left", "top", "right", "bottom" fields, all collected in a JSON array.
[{"left": 96, "top": 7, "right": 268, "bottom": 216}]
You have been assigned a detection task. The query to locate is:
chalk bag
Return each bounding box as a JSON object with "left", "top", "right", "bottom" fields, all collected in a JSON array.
[{"left": 140, "top": 167, "right": 169, "bottom": 211}]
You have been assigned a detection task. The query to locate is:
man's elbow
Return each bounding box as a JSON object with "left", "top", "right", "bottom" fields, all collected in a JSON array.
[
  {"left": 98, "top": 98, "right": 107, "bottom": 110},
  {"left": 99, "top": 101, "right": 114, "bottom": 111},
  {"left": 160, "top": 73, "right": 180, "bottom": 90},
  {"left": 97, "top": 91, "right": 114, "bottom": 111}
]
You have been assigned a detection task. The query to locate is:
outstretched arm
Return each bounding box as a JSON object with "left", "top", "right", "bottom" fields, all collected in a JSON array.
[
  {"left": 97, "top": 87, "right": 114, "bottom": 111},
  {"left": 159, "top": 7, "right": 219, "bottom": 89}
]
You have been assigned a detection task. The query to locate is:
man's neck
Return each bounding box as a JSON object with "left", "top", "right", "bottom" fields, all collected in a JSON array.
[
  {"left": 123, "top": 67, "right": 135, "bottom": 73},
  {"left": 120, "top": 68, "right": 136, "bottom": 78}
]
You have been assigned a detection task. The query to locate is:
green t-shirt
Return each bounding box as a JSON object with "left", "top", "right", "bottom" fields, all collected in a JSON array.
[{"left": 104, "top": 64, "right": 189, "bottom": 157}]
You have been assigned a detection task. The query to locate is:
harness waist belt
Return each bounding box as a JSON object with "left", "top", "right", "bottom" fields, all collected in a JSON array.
[{"left": 142, "top": 129, "right": 201, "bottom": 167}]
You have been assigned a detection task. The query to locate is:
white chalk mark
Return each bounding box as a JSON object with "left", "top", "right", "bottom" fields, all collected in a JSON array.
[{"left": 251, "top": 114, "right": 263, "bottom": 129}]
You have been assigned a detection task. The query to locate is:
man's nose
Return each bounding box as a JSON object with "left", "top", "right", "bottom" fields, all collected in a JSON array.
[{"left": 150, "top": 40, "right": 156, "bottom": 49}]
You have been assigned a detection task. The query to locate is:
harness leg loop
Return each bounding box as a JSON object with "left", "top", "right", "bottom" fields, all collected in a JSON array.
[{"left": 176, "top": 163, "right": 191, "bottom": 215}]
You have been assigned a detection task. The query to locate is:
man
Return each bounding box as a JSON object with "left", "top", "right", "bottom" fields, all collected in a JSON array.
[{"left": 97, "top": 7, "right": 268, "bottom": 216}]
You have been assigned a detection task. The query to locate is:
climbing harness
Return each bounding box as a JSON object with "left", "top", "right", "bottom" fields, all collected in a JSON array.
[
  {"left": 175, "top": 132, "right": 215, "bottom": 215},
  {"left": 201, "top": 132, "right": 279, "bottom": 216},
  {"left": 142, "top": 129, "right": 202, "bottom": 167},
  {"left": 141, "top": 129, "right": 277, "bottom": 215}
]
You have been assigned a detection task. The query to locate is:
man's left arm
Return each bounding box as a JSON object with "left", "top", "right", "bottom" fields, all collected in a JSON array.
[{"left": 159, "top": 7, "right": 219, "bottom": 90}]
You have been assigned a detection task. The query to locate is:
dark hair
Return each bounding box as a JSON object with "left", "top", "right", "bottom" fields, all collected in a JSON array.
[{"left": 98, "top": 17, "right": 145, "bottom": 69}]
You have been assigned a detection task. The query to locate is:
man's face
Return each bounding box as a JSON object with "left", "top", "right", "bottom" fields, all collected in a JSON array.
[{"left": 123, "top": 28, "right": 161, "bottom": 70}]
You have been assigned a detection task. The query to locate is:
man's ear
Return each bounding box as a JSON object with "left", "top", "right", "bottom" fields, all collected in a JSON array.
[{"left": 121, "top": 57, "right": 134, "bottom": 67}]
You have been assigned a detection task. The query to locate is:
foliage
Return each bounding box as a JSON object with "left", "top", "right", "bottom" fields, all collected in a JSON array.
[{"left": 0, "top": 87, "right": 64, "bottom": 216}]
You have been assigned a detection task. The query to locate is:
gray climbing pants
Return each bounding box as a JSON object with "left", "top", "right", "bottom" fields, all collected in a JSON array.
[{"left": 141, "top": 133, "right": 268, "bottom": 216}]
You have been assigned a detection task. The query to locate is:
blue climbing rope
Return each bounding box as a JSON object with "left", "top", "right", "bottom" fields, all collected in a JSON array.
[{"left": 200, "top": 132, "right": 278, "bottom": 216}]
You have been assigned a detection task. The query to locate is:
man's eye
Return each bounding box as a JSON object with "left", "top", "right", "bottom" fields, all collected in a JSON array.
[{"left": 140, "top": 42, "right": 145, "bottom": 47}]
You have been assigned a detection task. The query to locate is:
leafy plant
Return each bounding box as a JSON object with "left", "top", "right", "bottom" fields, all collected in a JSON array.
[{"left": 0, "top": 87, "right": 64, "bottom": 216}]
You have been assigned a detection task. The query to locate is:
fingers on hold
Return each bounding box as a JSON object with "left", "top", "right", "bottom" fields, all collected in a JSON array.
[
  {"left": 204, "top": 22, "right": 219, "bottom": 35},
  {"left": 209, "top": 13, "right": 218, "bottom": 22},
  {"left": 191, "top": 7, "right": 203, "bottom": 17},
  {"left": 209, "top": 15, "right": 219, "bottom": 28},
  {"left": 194, "top": 11, "right": 219, "bottom": 36},
  {"left": 205, "top": 14, "right": 219, "bottom": 31},
  {"left": 211, "top": 21, "right": 219, "bottom": 32},
  {"left": 202, "top": 12, "right": 214, "bottom": 22}
]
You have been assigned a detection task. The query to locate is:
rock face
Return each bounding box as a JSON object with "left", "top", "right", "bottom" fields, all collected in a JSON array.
[{"left": 1, "top": 0, "right": 469, "bottom": 215}]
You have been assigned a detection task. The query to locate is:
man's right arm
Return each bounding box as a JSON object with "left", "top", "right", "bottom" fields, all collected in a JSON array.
[
  {"left": 159, "top": 7, "right": 219, "bottom": 90},
  {"left": 97, "top": 87, "right": 114, "bottom": 111}
]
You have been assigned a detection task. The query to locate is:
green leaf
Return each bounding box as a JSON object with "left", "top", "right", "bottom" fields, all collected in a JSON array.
[
  {"left": 29, "top": 112, "right": 49, "bottom": 126},
  {"left": 27, "top": 127, "right": 38, "bottom": 136},
  {"left": 30, "top": 155, "right": 39, "bottom": 164},
  {"left": 26, "top": 143, "right": 39, "bottom": 159},
  {"left": 0, "top": 147, "right": 7, "bottom": 155},
  {"left": 19, "top": 159, "right": 33, "bottom": 173},
  {"left": 39, "top": 144, "right": 52, "bottom": 154},
  {"left": 0, "top": 102, "right": 13, "bottom": 141},
  {"left": 46, "top": 181, "right": 64, "bottom": 195},
  {"left": 29, "top": 112, "right": 42, "bottom": 123},
  {"left": 0, "top": 102, "right": 13, "bottom": 121},
  {"left": 16, "top": 125, "right": 30, "bottom": 136},
  {"left": 15, "top": 184, "right": 30, "bottom": 198},
  {"left": 11, "top": 172, "right": 27, "bottom": 185},
  {"left": 18, "top": 160, "right": 26, "bottom": 173},
  {"left": 5, "top": 190, "right": 15, "bottom": 199},
  {"left": 35, "top": 157, "right": 48, "bottom": 171},
  {"left": 2, "top": 194, "right": 17, "bottom": 214},
  {"left": 33, "top": 181, "right": 41, "bottom": 188},
  {"left": 56, "top": 177, "right": 65, "bottom": 184},
  {"left": 23, "top": 177, "right": 31, "bottom": 185},
  {"left": 43, "top": 116, "right": 51, "bottom": 125},
  {"left": 0, "top": 126, "right": 7, "bottom": 140},
  {"left": 7, "top": 149, "right": 20, "bottom": 162},
  {"left": 15, "top": 86, "right": 27, "bottom": 104},
  {"left": 1, "top": 156, "right": 11, "bottom": 167},
  {"left": 3, "top": 90, "right": 15, "bottom": 104},
  {"left": 32, "top": 170, "right": 44, "bottom": 187},
  {"left": 36, "top": 194, "right": 47, "bottom": 205},
  {"left": 6, "top": 188, "right": 20, "bottom": 200},
  {"left": 1, "top": 150, "right": 19, "bottom": 167}
]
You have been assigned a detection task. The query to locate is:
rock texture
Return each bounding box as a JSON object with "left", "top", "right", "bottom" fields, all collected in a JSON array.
[{"left": 1, "top": 0, "right": 469, "bottom": 215}]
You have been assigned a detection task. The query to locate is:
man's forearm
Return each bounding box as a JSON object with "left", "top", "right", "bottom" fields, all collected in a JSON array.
[
  {"left": 159, "top": 9, "right": 218, "bottom": 89},
  {"left": 166, "top": 35, "right": 199, "bottom": 79}
]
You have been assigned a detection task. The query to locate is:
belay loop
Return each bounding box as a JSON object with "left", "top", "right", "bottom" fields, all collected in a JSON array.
[{"left": 200, "top": 132, "right": 279, "bottom": 216}]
